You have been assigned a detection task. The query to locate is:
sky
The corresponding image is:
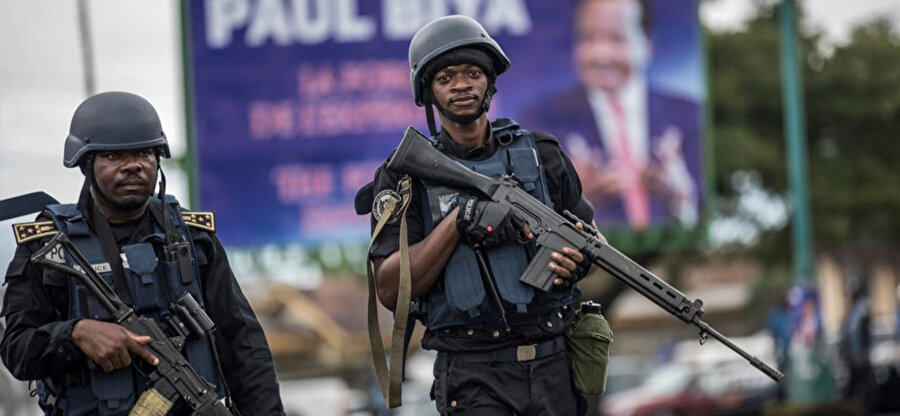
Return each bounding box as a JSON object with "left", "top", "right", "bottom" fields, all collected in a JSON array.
[
  {"left": 1, "top": 0, "right": 899, "bottom": 268},
  {"left": 703, "top": 0, "right": 900, "bottom": 45}
]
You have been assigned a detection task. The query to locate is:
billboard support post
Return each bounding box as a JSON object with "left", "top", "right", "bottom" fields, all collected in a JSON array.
[{"left": 180, "top": 0, "right": 199, "bottom": 209}]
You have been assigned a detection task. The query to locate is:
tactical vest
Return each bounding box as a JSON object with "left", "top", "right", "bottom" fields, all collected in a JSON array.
[
  {"left": 421, "top": 119, "right": 580, "bottom": 329},
  {"left": 37, "top": 196, "right": 223, "bottom": 416}
]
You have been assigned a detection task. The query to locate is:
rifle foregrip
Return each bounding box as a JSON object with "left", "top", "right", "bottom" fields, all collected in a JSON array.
[{"left": 520, "top": 246, "right": 556, "bottom": 292}]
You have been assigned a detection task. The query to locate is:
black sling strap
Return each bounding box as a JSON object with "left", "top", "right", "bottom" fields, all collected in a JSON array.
[
  {"left": 87, "top": 203, "right": 134, "bottom": 307},
  {"left": 146, "top": 201, "right": 180, "bottom": 244}
]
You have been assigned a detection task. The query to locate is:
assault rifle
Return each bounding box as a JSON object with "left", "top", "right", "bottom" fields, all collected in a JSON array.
[
  {"left": 32, "top": 233, "right": 232, "bottom": 416},
  {"left": 386, "top": 127, "right": 783, "bottom": 382}
]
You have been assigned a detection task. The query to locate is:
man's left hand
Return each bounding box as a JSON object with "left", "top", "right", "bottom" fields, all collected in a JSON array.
[{"left": 549, "top": 222, "right": 595, "bottom": 285}]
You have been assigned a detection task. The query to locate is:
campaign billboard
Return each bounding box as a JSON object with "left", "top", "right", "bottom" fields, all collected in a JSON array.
[{"left": 183, "top": 0, "right": 705, "bottom": 246}]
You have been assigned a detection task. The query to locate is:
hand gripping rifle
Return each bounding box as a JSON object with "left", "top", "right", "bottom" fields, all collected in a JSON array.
[
  {"left": 31, "top": 233, "right": 233, "bottom": 415},
  {"left": 386, "top": 127, "right": 783, "bottom": 382}
]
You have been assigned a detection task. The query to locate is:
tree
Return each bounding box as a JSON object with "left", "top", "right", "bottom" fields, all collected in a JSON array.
[{"left": 707, "top": 3, "right": 900, "bottom": 270}]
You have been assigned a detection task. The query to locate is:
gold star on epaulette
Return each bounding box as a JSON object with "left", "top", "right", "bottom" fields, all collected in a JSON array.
[
  {"left": 182, "top": 211, "right": 215, "bottom": 232},
  {"left": 12, "top": 221, "right": 58, "bottom": 244}
]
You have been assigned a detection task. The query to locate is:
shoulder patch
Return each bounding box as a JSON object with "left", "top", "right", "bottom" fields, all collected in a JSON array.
[
  {"left": 12, "top": 221, "right": 58, "bottom": 244},
  {"left": 373, "top": 189, "right": 401, "bottom": 224},
  {"left": 182, "top": 212, "right": 215, "bottom": 232}
]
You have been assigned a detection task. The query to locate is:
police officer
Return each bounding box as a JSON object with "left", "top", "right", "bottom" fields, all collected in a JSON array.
[
  {"left": 0, "top": 92, "right": 285, "bottom": 415},
  {"left": 369, "top": 16, "right": 597, "bottom": 416}
]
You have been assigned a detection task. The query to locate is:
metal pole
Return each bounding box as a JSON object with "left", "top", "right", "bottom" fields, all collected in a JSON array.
[
  {"left": 778, "top": 0, "right": 814, "bottom": 285},
  {"left": 179, "top": 0, "right": 199, "bottom": 209},
  {"left": 779, "top": 0, "right": 837, "bottom": 406},
  {"left": 77, "top": 0, "right": 96, "bottom": 97}
]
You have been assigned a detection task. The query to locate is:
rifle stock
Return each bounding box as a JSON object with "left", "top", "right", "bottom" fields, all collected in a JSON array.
[
  {"left": 387, "top": 127, "right": 501, "bottom": 196},
  {"left": 386, "top": 127, "right": 784, "bottom": 382}
]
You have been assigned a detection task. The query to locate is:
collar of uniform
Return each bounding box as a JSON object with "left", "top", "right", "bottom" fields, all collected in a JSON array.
[{"left": 438, "top": 125, "right": 497, "bottom": 162}]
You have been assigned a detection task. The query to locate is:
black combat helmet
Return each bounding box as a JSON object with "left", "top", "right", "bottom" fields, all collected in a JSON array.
[
  {"left": 64, "top": 91, "right": 170, "bottom": 168},
  {"left": 408, "top": 15, "right": 510, "bottom": 106}
]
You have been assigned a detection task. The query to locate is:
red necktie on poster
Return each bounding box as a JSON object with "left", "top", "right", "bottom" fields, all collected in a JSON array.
[{"left": 609, "top": 94, "right": 650, "bottom": 228}]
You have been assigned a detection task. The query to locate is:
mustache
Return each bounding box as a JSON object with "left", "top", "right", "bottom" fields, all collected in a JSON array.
[
  {"left": 450, "top": 94, "right": 478, "bottom": 103},
  {"left": 115, "top": 174, "right": 149, "bottom": 187}
]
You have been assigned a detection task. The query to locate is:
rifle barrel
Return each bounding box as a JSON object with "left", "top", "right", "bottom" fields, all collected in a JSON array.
[{"left": 693, "top": 318, "right": 784, "bottom": 381}]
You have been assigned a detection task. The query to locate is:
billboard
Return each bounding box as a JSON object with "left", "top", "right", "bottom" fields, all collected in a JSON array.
[{"left": 184, "top": 0, "right": 705, "bottom": 246}]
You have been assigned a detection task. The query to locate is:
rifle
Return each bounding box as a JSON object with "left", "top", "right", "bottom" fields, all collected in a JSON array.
[
  {"left": 386, "top": 127, "right": 783, "bottom": 382},
  {"left": 31, "top": 233, "right": 233, "bottom": 416}
]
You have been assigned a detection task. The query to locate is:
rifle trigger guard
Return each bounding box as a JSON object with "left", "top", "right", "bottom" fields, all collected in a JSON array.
[
  {"left": 515, "top": 223, "right": 532, "bottom": 245},
  {"left": 698, "top": 330, "right": 708, "bottom": 345}
]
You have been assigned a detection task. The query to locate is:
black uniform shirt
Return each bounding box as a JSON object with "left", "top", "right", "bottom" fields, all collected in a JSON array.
[
  {"left": 368, "top": 126, "right": 593, "bottom": 352},
  {"left": 0, "top": 207, "right": 286, "bottom": 416}
]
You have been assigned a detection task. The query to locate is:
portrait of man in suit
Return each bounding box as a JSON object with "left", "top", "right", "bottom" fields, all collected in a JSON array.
[{"left": 520, "top": 0, "right": 702, "bottom": 230}]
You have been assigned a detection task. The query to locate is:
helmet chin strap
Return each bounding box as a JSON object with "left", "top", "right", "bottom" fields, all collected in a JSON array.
[
  {"left": 78, "top": 158, "right": 112, "bottom": 213},
  {"left": 155, "top": 163, "right": 180, "bottom": 245},
  {"left": 77, "top": 164, "right": 94, "bottom": 213},
  {"left": 425, "top": 101, "right": 439, "bottom": 138}
]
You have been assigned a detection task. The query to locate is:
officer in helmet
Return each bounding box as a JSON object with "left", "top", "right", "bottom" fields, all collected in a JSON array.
[
  {"left": 0, "top": 92, "right": 285, "bottom": 415},
  {"left": 367, "top": 16, "right": 599, "bottom": 415}
]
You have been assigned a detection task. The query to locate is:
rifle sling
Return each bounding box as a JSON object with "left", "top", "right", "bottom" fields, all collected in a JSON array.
[
  {"left": 88, "top": 203, "right": 134, "bottom": 307},
  {"left": 366, "top": 176, "right": 413, "bottom": 409}
]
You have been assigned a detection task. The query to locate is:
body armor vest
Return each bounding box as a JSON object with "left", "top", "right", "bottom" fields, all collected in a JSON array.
[
  {"left": 38, "top": 196, "right": 223, "bottom": 416},
  {"left": 421, "top": 119, "right": 579, "bottom": 329}
]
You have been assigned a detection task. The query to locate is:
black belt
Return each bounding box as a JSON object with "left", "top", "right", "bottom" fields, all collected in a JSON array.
[{"left": 448, "top": 336, "right": 566, "bottom": 363}]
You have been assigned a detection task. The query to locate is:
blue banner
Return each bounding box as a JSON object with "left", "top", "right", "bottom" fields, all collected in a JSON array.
[{"left": 185, "top": 0, "right": 705, "bottom": 245}]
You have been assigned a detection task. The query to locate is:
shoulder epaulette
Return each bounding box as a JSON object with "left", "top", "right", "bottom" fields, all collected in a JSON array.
[
  {"left": 12, "top": 221, "right": 58, "bottom": 244},
  {"left": 182, "top": 211, "right": 215, "bottom": 232}
]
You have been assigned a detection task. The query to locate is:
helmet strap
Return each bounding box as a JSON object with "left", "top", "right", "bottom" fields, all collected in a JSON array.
[
  {"left": 82, "top": 157, "right": 116, "bottom": 212},
  {"left": 156, "top": 165, "right": 179, "bottom": 245},
  {"left": 76, "top": 160, "right": 94, "bottom": 214},
  {"left": 425, "top": 103, "right": 439, "bottom": 138},
  {"left": 483, "top": 82, "right": 497, "bottom": 114},
  {"left": 77, "top": 155, "right": 120, "bottom": 212}
]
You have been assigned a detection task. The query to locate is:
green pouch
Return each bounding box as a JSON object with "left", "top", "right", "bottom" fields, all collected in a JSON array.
[{"left": 565, "top": 304, "right": 613, "bottom": 396}]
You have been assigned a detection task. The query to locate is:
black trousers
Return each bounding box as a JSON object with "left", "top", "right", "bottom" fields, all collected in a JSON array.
[{"left": 431, "top": 350, "right": 587, "bottom": 416}]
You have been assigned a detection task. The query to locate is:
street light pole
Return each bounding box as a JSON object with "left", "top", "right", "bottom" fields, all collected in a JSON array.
[
  {"left": 77, "top": 0, "right": 96, "bottom": 97},
  {"left": 778, "top": 0, "right": 837, "bottom": 406},
  {"left": 778, "top": 0, "right": 814, "bottom": 285}
]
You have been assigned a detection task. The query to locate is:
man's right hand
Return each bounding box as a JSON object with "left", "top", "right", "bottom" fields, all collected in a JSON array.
[
  {"left": 455, "top": 195, "right": 530, "bottom": 248},
  {"left": 71, "top": 319, "right": 159, "bottom": 372}
]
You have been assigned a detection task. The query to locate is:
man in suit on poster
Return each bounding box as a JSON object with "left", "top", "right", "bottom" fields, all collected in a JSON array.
[{"left": 521, "top": 0, "right": 701, "bottom": 230}]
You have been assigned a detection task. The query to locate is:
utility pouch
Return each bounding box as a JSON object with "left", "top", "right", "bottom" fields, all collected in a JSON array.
[{"left": 565, "top": 301, "right": 613, "bottom": 396}]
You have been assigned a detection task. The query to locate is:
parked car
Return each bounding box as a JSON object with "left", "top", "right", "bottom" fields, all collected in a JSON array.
[
  {"left": 673, "top": 332, "right": 780, "bottom": 416},
  {"left": 602, "top": 354, "right": 655, "bottom": 396},
  {"left": 600, "top": 363, "right": 717, "bottom": 416},
  {"left": 706, "top": 360, "right": 779, "bottom": 416}
]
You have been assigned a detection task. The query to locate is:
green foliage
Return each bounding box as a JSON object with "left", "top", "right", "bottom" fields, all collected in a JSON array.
[
  {"left": 708, "top": 4, "right": 900, "bottom": 269},
  {"left": 805, "top": 20, "right": 900, "bottom": 246}
]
